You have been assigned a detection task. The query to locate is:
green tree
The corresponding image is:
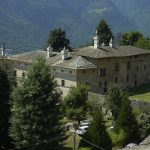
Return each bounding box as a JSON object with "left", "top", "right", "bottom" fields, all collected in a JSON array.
[
  {"left": 0, "top": 67, "right": 11, "bottom": 149},
  {"left": 9, "top": 57, "right": 65, "bottom": 150},
  {"left": 106, "top": 85, "right": 123, "bottom": 125},
  {"left": 47, "top": 28, "right": 70, "bottom": 52},
  {"left": 64, "top": 84, "right": 88, "bottom": 124},
  {"left": 120, "top": 31, "right": 143, "bottom": 46},
  {"left": 115, "top": 95, "right": 140, "bottom": 144},
  {"left": 134, "top": 37, "right": 150, "bottom": 50},
  {"left": 84, "top": 111, "right": 112, "bottom": 150},
  {"left": 97, "top": 19, "right": 113, "bottom": 45}
]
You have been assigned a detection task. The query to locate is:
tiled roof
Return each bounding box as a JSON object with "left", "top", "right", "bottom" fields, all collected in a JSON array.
[
  {"left": 74, "top": 46, "right": 150, "bottom": 58},
  {"left": 52, "top": 56, "right": 96, "bottom": 69}
]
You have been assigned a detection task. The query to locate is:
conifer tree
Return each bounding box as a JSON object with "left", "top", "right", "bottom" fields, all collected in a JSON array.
[
  {"left": 84, "top": 111, "right": 112, "bottom": 150},
  {"left": 97, "top": 19, "right": 113, "bottom": 45},
  {"left": 106, "top": 85, "right": 123, "bottom": 126},
  {"left": 115, "top": 95, "right": 140, "bottom": 144},
  {"left": 0, "top": 67, "right": 11, "bottom": 149},
  {"left": 9, "top": 57, "right": 65, "bottom": 150},
  {"left": 47, "top": 27, "right": 70, "bottom": 52}
]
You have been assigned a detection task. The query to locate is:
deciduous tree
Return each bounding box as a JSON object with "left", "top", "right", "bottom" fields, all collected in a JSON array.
[{"left": 64, "top": 84, "right": 88, "bottom": 124}]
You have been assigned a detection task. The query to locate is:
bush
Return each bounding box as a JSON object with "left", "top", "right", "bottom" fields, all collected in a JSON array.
[{"left": 108, "top": 129, "right": 126, "bottom": 148}]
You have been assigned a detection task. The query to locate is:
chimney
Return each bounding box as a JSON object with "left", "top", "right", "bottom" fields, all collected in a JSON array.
[
  {"left": 109, "top": 37, "right": 113, "bottom": 48},
  {"left": 47, "top": 44, "right": 53, "bottom": 58},
  {"left": 1, "top": 44, "right": 5, "bottom": 56},
  {"left": 61, "top": 47, "right": 68, "bottom": 60},
  {"left": 93, "top": 30, "right": 99, "bottom": 49}
]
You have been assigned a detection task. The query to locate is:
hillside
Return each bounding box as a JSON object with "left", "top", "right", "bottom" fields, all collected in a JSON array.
[
  {"left": 0, "top": 0, "right": 137, "bottom": 53},
  {"left": 111, "top": 0, "right": 150, "bottom": 37}
]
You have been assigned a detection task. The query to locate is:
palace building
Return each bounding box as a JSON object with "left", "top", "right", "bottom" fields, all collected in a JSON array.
[{"left": 1, "top": 32, "right": 150, "bottom": 96}]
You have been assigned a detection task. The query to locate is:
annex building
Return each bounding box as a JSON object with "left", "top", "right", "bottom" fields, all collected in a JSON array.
[{"left": 1, "top": 32, "right": 150, "bottom": 97}]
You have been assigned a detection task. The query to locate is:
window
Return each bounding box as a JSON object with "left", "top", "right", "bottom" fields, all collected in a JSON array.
[
  {"left": 114, "top": 63, "right": 119, "bottom": 71},
  {"left": 115, "top": 77, "right": 118, "bottom": 83},
  {"left": 82, "top": 70, "right": 85, "bottom": 73},
  {"left": 104, "top": 81, "right": 107, "bottom": 93},
  {"left": 92, "top": 70, "right": 95, "bottom": 73},
  {"left": 61, "top": 80, "right": 65, "bottom": 86},
  {"left": 100, "top": 68, "right": 106, "bottom": 76},
  {"left": 69, "top": 70, "right": 72, "bottom": 73},
  {"left": 136, "top": 66, "right": 139, "bottom": 71},
  {"left": 144, "top": 64, "right": 146, "bottom": 70},
  {"left": 135, "top": 55, "right": 138, "bottom": 58},
  {"left": 127, "top": 75, "right": 129, "bottom": 83},
  {"left": 61, "top": 69, "right": 64, "bottom": 72},
  {"left": 127, "top": 61, "right": 130, "bottom": 70},
  {"left": 99, "top": 82, "right": 102, "bottom": 87}
]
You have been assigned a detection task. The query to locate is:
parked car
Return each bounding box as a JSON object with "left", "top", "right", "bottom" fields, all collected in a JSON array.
[{"left": 76, "top": 126, "right": 89, "bottom": 135}]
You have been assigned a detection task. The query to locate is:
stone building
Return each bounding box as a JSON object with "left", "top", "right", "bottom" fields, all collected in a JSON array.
[{"left": 1, "top": 32, "right": 150, "bottom": 97}]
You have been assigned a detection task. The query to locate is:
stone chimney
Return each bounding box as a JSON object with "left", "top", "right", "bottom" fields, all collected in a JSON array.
[
  {"left": 109, "top": 37, "right": 113, "bottom": 48},
  {"left": 93, "top": 30, "right": 99, "bottom": 49},
  {"left": 1, "top": 44, "right": 5, "bottom": 56},
  {"left": 61, "top": 47, "right": 68, "bottom": 60},
  {"left": 47, "top": 44, "right": 53, "bottom": 58}
]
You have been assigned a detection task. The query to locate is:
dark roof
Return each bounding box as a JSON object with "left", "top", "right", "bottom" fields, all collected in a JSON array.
[
  {"left": 52, "top": 56, "right": 96, "bottom": 69},
  {"left": 74, "top": 46, "right": 150, "bottom": 58}
]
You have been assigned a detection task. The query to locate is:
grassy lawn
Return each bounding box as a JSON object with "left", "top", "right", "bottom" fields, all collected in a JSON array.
[{"left": 128, "top": 83, "right": 150, "bottom": 102}]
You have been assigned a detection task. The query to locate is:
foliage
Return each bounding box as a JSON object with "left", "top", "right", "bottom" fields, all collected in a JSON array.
[
  {"left": 64, "top": 84, "right": 88, "bottom": 124},
  {"left": 82, "top": 111, "right": 112, "bottom": 150},
  {"left": 138, "top": 112, "right": 150, "bottom": 139},
  {"left": 47, "top": 28, "right": 70, "bottom": 52},
  {"left": 115, "top": 95, "right": 140, "bottom": 145},
  {"left": 106, "top": 85, "right": 123, "bottom": 121},
  {"left": 97, "top": 19, "right": 113, "bottom": 45},
  {"left": 9, "top": 57, "right": 65, "bottom": 149},
  {"left": 108, "top": 129, "right": 126, "bottom": 148},
  {"left": 87, "top": 94, "right": 102, "bottom": 115},
  {"left": 120, "top": 31, "right": 143, "bottom": 46},
  {"left": 134, "top": 37, "right": 150, "bottom": 50},
  {"left": 0, "top": 67, "right": 12, "bottom": 149}
]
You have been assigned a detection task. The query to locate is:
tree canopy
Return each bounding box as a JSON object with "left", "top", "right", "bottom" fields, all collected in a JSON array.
[
  {"left": 64, "top": 84, "right": 88, "bottom": 124},
  {"left": 9, "top": 57, "right": 65, "bottom": 149},
  {"left": 120, "top": 31, "right": 143, "bottom": 46},
  {"left": 97, "top": 19, "right": 113, "bottom": 45},
  {"left": 0, "top": 67, "right": 11, "bottom": 149},
  {"left": 47, "top": 28, "right": 70, "bottom": 52}
]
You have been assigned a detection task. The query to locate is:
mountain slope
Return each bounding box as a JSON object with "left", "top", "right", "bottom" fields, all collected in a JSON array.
[
  {"left": 0, "top": 0, "right": 135, "bottom": 53},
  {"left": 111, "top": 0, "right": 150, "bottom": 37}
]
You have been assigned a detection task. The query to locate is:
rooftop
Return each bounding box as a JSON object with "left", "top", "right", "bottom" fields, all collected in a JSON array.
[
  {"left": 74, "top": 45, "right": 150, "bottom": 58},
  {"left": 52, "top": 56, "right": 96, "bottom": 69}
]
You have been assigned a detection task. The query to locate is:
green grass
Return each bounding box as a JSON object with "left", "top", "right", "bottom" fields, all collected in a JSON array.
[{"left": 128, "top": 83, "right": 150, "bottom": 102}]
